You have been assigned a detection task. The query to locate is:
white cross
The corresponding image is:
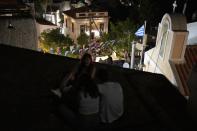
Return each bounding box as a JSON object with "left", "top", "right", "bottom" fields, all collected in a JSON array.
[{"left": 172, "top": 0, "right": 177, "bottom": 13}]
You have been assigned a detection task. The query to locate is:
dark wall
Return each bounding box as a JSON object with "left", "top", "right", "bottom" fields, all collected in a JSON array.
[
  {"left": 0, "top": 44, "right": 194, "bottom": 130},
  {"left": 188, "top": 62, "right": 197, "bottom": 123}
]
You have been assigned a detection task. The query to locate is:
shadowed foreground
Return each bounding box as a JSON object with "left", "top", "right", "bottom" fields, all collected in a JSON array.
[{"left": 0, "top": 44, "right": 195, "bottom": 131}]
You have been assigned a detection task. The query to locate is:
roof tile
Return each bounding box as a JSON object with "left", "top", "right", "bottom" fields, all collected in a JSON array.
[{"left": 175, "top": 45, "right": 197, "bottom": 95}]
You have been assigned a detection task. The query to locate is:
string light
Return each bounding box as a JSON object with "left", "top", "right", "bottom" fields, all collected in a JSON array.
[{"left": 119, "top": 0, "right": 133, "bottom": 6}]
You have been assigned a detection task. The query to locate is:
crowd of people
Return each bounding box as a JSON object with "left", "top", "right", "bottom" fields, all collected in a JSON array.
[{"left": 51, "top": 53, "right": 124, "bottom": 130}]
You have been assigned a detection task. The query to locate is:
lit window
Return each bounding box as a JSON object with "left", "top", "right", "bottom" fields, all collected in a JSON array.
[
  {"left": 79, "top": 13, "right": 86, "bottom": 17},
  {"left": 88, "top": 13, "right": 96, "bottom": 17},
  {"left": 80, "top": 25, "right": 85, "bottom": 34},
  {"left": 65, "top": 18, "right": 67, "bottom": 27},
  {"left": 100, "top": 23, "right": 104, "bottom": 32},
  {"left": 99, "top": 13, "right": 105, "bottom": 16},
  {"left": 72, "top": 22, "right": 74, "bottom": 32}
]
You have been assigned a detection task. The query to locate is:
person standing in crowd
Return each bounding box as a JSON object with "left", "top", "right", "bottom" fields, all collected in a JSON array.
[
  {"left": 106, "top": 56, "right": 113, "bottom": 65},
  {"left": 96, "top": 68, "right": 124, "bottom": 123},
  {"left": 123, "top": 60, "right": 130, "bottom": 68}
]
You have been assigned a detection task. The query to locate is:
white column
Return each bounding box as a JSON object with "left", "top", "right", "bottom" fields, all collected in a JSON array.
[
  {"left": 130, "top": 41, "right": 135, "bottom": 69},
  {"left": 139, "top": 34, "right": 147, "bottom": 70}
]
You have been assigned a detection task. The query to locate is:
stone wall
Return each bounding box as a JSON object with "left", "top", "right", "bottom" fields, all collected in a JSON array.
[{"left": 0, "top": 16, "right": 37, "bottom": 50}]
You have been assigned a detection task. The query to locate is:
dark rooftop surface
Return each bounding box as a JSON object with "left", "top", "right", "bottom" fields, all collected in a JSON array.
[
  {"left": 0, "top": 0, "right": 28, "bottom": 9},
  {"left": 0, "top": 0, "right": 17, "bottom": 5},
  {"left": 0, "top": 17, "right": 37, "bottom": 50},
  {"left": 46, "top": 5, "right": 59, "bottom": 13},
  {"left": 0, "top": 44, "right": 196, "bottom": 131},
  {"left": 175, "top": 45, "right": 197, "bottom": 96},
  {"left": 36, "top": 18, "right": 57, "bottom": 26}
]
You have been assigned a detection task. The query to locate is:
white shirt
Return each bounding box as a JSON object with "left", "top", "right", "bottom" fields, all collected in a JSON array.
[
  {"left": 98, "top": 82, "right": 124, "bottom": 123},
  {"left": 123, "top": 62, "right": 130, "bottom": 68},
  {"left": 78, "top": 92, "right": 99, "bottom": 115}
]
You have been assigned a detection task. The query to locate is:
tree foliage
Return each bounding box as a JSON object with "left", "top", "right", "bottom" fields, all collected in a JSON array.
[
  {"left": 34, "top": 0, "right": 44, "bottom": 18},
  {"left": 77, "top": 33, "right": 89, "bottom": 48},
  {"left": 100, "top": 32, "right": 110, "bottom": 43},
  {"left": 100, "top": 18, "right": 137, "bottom": 57},
  {"left": 39, "top": 28, "right": 73, "bottom": 53}
]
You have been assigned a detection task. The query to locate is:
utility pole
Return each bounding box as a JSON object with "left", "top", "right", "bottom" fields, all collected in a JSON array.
[
  {"left": 139, "top": 21, "right": 147, "bottom": 70},
  {"left": 89, "top": 9, "right": 92, "bottom": 43}
]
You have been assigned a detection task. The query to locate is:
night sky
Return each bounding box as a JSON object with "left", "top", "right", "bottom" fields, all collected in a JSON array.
[
  {"left": 11, "top": 0, "right": 197, "bottom": 24},
  {"left": 92, "top": 0, "right": 196, "bottom": 24}
]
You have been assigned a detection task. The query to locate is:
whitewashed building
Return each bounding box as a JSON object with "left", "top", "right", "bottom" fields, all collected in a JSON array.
[
  {"left": 63, "top": 6, "right": 109, "bottom": 43},
  {"left": 144, "top": 13, "right": 197, "bottom": 96}
]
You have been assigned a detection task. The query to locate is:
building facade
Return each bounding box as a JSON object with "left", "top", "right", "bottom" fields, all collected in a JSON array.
[
  {"left": 144, "top": 13, "right": 197, "bottom": 97},
  {"left": 63, "top": 6, "right": 109, "bottom": 43},
  {"left": 0, "top": 0, "right": 37, "bottom": 50}
]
